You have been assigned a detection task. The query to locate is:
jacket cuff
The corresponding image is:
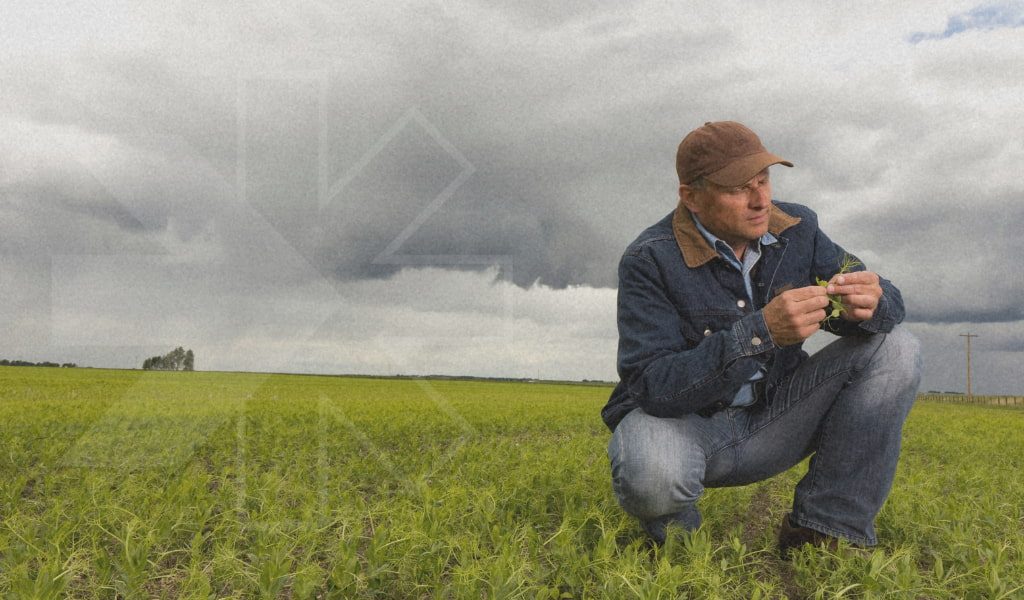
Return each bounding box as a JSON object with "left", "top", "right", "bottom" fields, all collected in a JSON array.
[{"left": 731, "top": 311, "right": 776, "bottom": 358}]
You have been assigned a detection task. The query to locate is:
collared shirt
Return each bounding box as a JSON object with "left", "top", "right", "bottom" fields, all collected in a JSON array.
[{"left": 692, "top": 215, "right": 778, "bottom": 407}]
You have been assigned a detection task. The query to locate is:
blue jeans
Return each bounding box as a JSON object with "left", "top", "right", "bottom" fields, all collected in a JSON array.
[{"left": 607, "top": 326, "right": 922, "bottom": 545}]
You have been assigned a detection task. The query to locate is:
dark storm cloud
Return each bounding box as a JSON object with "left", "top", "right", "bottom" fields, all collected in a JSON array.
[
  {"left": 224, "top": 4, "right": 736, "bottom": 290},
  {"left": 823, "top": 191, "right": 1024, "bottom": 325},
  {"left": 5, "top": 180, "right": 148, "bottom": 234},
  {"left": 2, "top": 0, "right": 763, "bottom": 292},
  {"left": 2, "top": 0, "right": 1023, "bottom": 394},
  {"left": 0, "top": 2, "right": 729, "bottom": 290}
]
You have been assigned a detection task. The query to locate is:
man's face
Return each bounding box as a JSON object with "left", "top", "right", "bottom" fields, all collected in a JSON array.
[{"left": 682, "top": 169, "right": 772, "bottom": 252}]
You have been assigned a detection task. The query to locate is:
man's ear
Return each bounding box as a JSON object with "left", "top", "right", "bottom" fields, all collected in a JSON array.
[{"left": 679, "top": 184, "right": 701, "bottom": 213}]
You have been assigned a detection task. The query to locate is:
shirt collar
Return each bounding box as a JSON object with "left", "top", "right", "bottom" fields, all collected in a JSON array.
[
  {"left": 672, "top": 202, "right": 801, "bottom": 269},
  {"left": 691, "top": 214, "right": 777, "bottom": 262}
]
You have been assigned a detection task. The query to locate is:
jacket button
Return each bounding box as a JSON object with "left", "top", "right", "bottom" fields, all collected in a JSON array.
[
  {"left": 737, "top": 299, "right": 746, "bottom": 308},
  {"left": 751, "top": 336, "right": 762, "bottom": 346},
  {"left": 703, "top": 328, "right": 712, "bottom": 337}
]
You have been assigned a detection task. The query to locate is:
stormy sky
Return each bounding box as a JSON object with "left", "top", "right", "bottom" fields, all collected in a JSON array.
[{"left": 2, "top": 1, "right": 1022, "bottom": 394}]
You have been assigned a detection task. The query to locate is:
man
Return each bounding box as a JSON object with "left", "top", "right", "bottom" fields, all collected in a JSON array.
[{"left": 602, "top": 121, "right": 921, "bottom": 556}]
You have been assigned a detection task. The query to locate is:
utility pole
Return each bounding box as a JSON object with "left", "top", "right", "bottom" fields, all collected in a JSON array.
[{"left": 959, "top": 333, "right": 978, "bottom": 401}]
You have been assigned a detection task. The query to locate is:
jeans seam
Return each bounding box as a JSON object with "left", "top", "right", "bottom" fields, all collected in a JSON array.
[
  {"left": 701, "top": 410, "right": 740, "bottom": 481},
  {"left": 742, "top": 370, "right": 852, "bottom": 442},
  {"left": 801, "top": 332, "right": 893, "bottom": 527},
  {"left": 724, "top": 370, "right": 853, "bottom": 501},
  {"left": 802, "top": 375, "right": 847, "bottom": 503}
]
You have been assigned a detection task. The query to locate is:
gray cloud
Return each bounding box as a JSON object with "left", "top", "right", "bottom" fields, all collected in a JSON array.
[
  {"left": 1, "top": 1, "right": 1022, "bottom": 393},
  {"left": 824, "top": 192, "right": 1024, "bottom": 324},
  {"left": 3, "top": 1, "right": 748, "bottom": 290}
]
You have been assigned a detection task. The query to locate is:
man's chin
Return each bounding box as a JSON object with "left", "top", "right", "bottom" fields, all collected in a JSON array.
[{"left": 749, "top": 224, "right": 770, "bottom": 239}]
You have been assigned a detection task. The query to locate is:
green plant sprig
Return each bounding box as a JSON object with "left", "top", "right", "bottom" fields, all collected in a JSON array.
[{"left": 815, "top": 253, "right": 862, "bottom": 326}]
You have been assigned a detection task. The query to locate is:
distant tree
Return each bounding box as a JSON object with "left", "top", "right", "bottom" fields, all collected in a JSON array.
[
  {"left": 169, "top": 347, "right": 186, "bottom": 370},
  {"left": 61, "top": 363, "right": 76, "bottom": 368},
  {"left": 143, "top": 355, "right": 165, "bottom": 370},
  {"left": 0, "top": 359, "right": 9, "bottom": 366},
  {"left": 142, "top": 347, "right": 194, "bottom": 371}
]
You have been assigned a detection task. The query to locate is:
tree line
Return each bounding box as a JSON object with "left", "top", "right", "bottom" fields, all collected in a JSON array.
[
  {"left": 0, "top": 359, "right": 77, "bottom": 368},
  {"left": 142, "top": 347, "right": 195, "bottom": 371}
]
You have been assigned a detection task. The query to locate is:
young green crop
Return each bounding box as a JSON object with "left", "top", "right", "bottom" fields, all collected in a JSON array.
[
  {"left": 1, "top": 367, "right": 1022, "bottom": 598},
  {"left": 816, "top": 253, "right": 863, "bottom": 327}
]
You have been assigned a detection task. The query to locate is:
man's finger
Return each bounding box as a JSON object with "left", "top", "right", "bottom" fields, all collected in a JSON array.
[
  {"left": 842, "top": 307, "right": 875, "bottom": 322},
  {"left": 787, "top": 286, "right": 828, "bottom": 301},
  {"left": 827, "top": 283, "right": 878, "bottom": 296},
  {"left": 827, "top": 282, "right": 857, "bottom": 294},
  {"left": 793, "top": 294, "right": 830, "bottom": 314},
  {"left": 830, "top": 271, "right": 879, "bottom": 286},
  {"left": 840, "top": 294, "right": 878, "bottom": 310}
]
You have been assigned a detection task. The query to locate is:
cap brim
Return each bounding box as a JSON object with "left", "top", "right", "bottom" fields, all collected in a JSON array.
[{"left": 705, "top": 152, "right": 793, "bottom": 187}]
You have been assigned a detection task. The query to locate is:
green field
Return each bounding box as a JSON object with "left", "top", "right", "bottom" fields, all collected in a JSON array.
[{"left": 1, "top": 366, "right": 1022, "bottom": 599}]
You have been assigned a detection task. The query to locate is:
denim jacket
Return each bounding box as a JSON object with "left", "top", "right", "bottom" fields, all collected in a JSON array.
[{"left": 601, "top": 200, "right": 904, "bottom": 431}]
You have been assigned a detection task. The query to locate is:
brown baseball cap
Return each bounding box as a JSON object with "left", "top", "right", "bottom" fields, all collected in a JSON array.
[{"left": 676, "top": 121, "right": 793, "bottom": 186}]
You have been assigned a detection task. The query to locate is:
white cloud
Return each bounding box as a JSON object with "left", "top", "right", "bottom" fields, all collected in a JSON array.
[
  {"left": 2, "top": 0, "right": 1022, "bottom": 394},
  {"left": 44, "top": 261, "right": 619, "bottom": 380}
]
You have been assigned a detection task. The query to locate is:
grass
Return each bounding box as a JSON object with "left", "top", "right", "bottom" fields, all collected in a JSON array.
[{"left": 1, "top": 366, "right": 1022, "bottom": 598}]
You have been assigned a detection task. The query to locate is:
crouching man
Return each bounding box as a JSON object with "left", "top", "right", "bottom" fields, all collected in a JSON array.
[{"left": 602, "top": 121, "right": 921, "bottom": 556}]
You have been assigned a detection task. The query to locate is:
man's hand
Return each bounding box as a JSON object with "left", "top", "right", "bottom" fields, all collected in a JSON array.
[
  {"left": 826, "top": 271, "right": 882, "bottom": 322},
  {"left": 763, "top": 286, "right": 830, "bottom": 346}
]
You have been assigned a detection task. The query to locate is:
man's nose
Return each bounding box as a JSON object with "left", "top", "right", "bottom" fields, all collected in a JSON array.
[{"left": 749, "top": 185, "right": 770, "bottom": 207}]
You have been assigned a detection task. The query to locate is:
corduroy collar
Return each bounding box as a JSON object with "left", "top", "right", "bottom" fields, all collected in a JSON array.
[{"left": 671, "top": 200, "right": 801, "bottom": 268}]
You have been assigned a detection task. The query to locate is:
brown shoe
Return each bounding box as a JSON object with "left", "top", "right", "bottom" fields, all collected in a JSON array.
[{"left": 777, "top": 513, "right": 844, "bottom": 559}]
